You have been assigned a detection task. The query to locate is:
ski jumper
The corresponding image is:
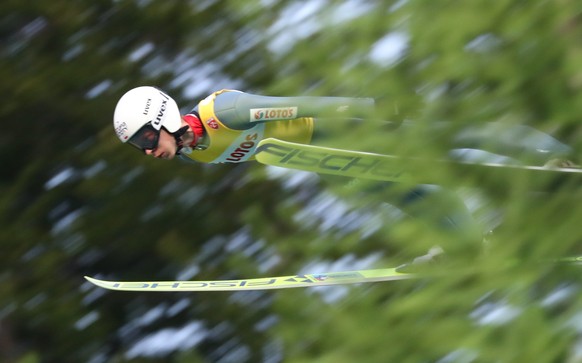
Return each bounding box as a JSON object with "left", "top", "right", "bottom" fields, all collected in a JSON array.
[{"left": 179, "top": 90, "right": 374, "bottom": 164}]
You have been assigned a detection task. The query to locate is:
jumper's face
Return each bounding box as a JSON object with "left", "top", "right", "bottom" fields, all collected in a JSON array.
[{"left": 143, "top": 128, "right": 178, "bottom": 160}]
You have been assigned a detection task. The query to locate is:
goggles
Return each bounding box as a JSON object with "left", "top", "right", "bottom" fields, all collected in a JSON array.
[{"left": 127, "top": 122, "right": 160, "bottom": 152}]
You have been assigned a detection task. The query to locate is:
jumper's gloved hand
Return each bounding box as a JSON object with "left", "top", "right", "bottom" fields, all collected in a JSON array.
[{"left": 375, "top": 90, "right": 423, "bottom": 124}]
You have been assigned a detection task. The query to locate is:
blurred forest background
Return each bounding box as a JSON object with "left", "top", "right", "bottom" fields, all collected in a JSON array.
[{"left": 2, "top": 0, "right": 582, "bottom": 362}]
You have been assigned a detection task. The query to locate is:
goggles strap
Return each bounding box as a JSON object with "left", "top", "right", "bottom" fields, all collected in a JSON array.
[{"left": 172, "top": 126, "right": 190, "bottom": 155}]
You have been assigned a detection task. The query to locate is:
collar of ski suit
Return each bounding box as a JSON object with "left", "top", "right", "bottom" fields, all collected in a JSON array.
[{"left": 183, "top": 113, "right": 204, "bottom": 148}]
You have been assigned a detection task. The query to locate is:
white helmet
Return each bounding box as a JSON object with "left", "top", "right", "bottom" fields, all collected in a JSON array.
[{"left": 113, "top": 86, "right": 182, "bottom": 150}]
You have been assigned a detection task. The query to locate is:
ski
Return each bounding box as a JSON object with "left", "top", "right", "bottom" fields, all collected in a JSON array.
[
  {"left": 254, "top": 138, "right": 582, "bottom": 189},
  {"left": 85, "top": 267, "right": 413, "bottom": 292},
  {"left": 85, "top": 256, "right": 582, "bottom": 292}
]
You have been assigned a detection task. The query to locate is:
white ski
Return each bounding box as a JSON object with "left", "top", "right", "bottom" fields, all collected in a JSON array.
[
  {"left": 255, "top": 138, "right": 582, "bottom": 189},
  {"left": 85, "top": 267, "right": 413, "bottom": 292}
]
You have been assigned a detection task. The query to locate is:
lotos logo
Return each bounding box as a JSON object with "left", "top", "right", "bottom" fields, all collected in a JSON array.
[
  {"left": 254, "top": 110, "right": 265, "bottom": 119},
  {"left": 211, "top": 123, "right": 265, "bottom": 164},
  {"left": 225, "top": 133, "right": 258, "bottom": 162},
  {"left": 250, "top": 107, "right": 298, "bottom": 122},
  {"left": 207, "top": 118, "right": 219, "bottom": 129}
]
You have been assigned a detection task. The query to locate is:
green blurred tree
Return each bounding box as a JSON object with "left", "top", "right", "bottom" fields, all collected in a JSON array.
[{"left": 2, "top": 0, "right": 582, "bottom": 362}]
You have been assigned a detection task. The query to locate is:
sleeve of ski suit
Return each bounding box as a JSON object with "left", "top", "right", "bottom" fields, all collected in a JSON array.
[{"left": 209, "top": 90, "right": 376, "bottom": 130}]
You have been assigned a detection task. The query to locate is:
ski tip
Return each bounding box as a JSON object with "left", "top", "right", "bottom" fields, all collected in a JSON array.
[
  {"left": 85, "top": 276, "right": 126, "bottom": 291},
  {"left": 84, "top": 276, "right": 113, "bottom": 289}
]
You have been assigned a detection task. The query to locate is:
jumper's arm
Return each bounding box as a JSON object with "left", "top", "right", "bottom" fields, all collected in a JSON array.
[{"left": 212, "top": 91, "right": 375, "bottom": 130}]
